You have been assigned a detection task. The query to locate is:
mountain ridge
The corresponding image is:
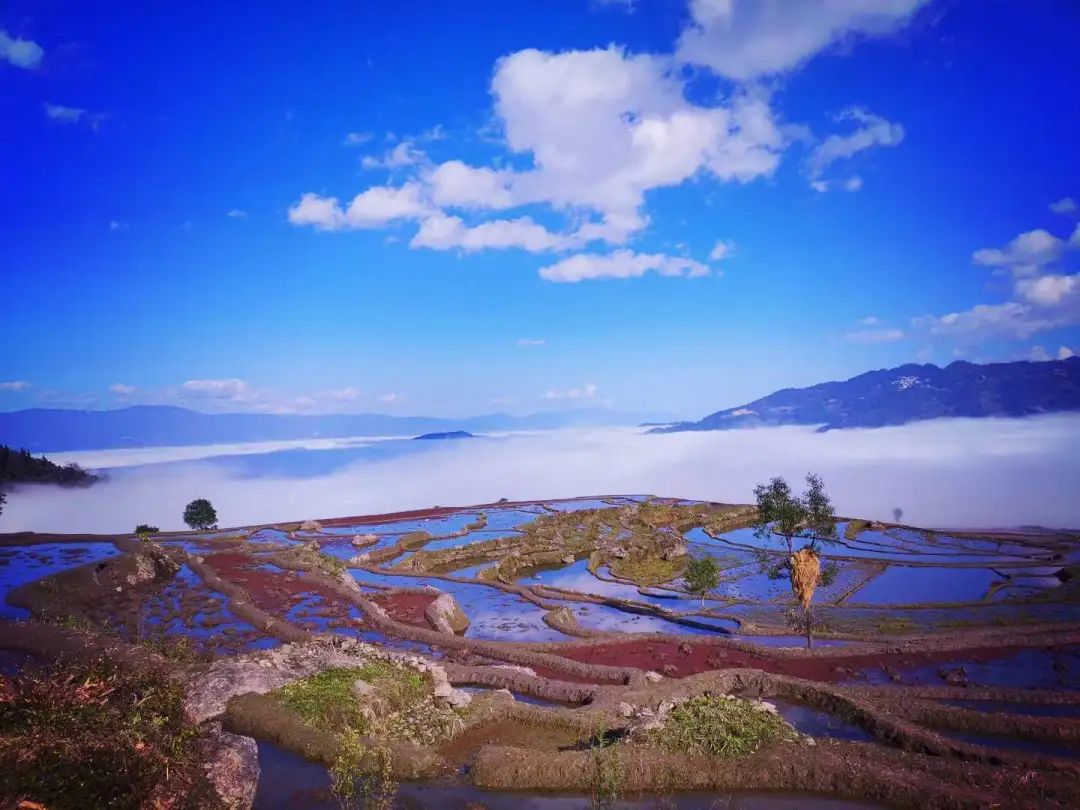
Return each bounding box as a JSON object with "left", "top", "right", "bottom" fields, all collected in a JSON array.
[
  {"left": 652, "top": 358, "right": 1080, "bottom": 433},
  {"left": 0, "top": 405, "right": 673, "bottom": 453}
]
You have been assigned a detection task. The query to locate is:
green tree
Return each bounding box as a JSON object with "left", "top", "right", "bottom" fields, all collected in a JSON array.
[
  {"left": 752, "top": 473, "right": 837, "bottom": 554},
  {"left": 752, "top": 473, "right": 838, "bottom": 649},
  {"left": 683, "top": 555, "right": 721, "bottom": 607},
  {"left": 182, "top": 499, "right": 218, "bottom": 531},
  {"left": 134, "top": 523, "right": 159, "bottom": 534}
]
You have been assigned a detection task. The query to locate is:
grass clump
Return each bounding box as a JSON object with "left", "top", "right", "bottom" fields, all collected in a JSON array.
[
  {"left": 844, "top": 519, "right": 869, "bottom": 540},
  {"left": 648, "top": 695, "right": 796, "bottom": 759},
  {"left": 0, "top": 659, "right": 215, "bottom": 809},
  {"left": 277, "top": 666, "right": 371, "bottom": 731}
]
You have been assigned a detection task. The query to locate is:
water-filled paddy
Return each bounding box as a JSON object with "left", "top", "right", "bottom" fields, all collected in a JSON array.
[
  {"left": 847, "top": 565, "right": 1007, "bottom": 605},
  {"left": 0, "top": 542, "right": 121, "bottom": 619}
]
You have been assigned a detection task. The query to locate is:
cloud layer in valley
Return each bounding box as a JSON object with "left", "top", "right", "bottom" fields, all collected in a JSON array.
[{"left": 4, "top": 416, "right": 1078, "bottom": 534}]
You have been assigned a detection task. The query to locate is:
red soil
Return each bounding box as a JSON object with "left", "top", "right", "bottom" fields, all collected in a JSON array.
[
  {"left": 368, "top": 591, "right": 436, "bottom": 629},
  {"left": 551, "top": 638, "right": 1037, "bottom": 684},
  {"left": 204, "top": 553, "right": 351, "bottom": 622},
  {"left": 317, "top": 495, "right": 627, "bottom": 529}
]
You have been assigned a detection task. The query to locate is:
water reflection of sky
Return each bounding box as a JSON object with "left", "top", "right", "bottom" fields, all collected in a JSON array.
[{"left": 0, "top": 542, "right": 121, "bottom": 620}]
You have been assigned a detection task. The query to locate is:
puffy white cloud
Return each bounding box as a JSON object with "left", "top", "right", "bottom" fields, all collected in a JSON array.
[
  {"left": 0, "top": 380, "right": 31, "bottom": 392},
  {"left": 541, "top": 383, "right": 599, "bottom": 401},
  {"left": 538, "top": 249, "right": 711, "bottom": 282},
  {"left": 516, "top": 338, "right": 545, "bottom": 347},
  {"left": 180, "top": 379, "right": 254, "bottom": 401},
  {"left": 379, "top": 393, "right": 406, "bottom": 404},
  {"left": 1049, "top": 197, "right": 1077, "bottom": 215},
  {"left": 109, "top": 383, "right": 136, "bottom": 395},
  {"left": 423, "top": 161, "right": 515, "bottom": 209},
  {"left": 676, "top": 0, "right": 928, "bottom": 80},
  {"left": 857, "top": 315, "right": 881, "bottom": 326},
  {"left": 972, "top": 228, "right": 1065, "bottom": 277},
  {"left": 1015, "top": 273, "right": 1080, "bottom": 307},
  {"left": 708, "top": 240, "right": 735, "bottom": 261},
  {"left": 808, "top": 107, "right": 904, "bottom": 182},
  {"left": 226, "top": 209, "right": 247, "bottom": 218},
  {"left": 0, "top": 29, "right": 43, "bottom": 69},
  {"left": 288, "top": 183, "right": 431, "bottom": 231},
  {"left": 410, "top": 213, "right": 570, "bottom": 253},
  {"left": 1059, "top": 346, "right": 1077, "bottom": 360},
  {"left": 844, "top": 328, "right": 905, "bottom": 343},
  {"left": 494, "top": 47, "right": 783, "bottom": 223}
]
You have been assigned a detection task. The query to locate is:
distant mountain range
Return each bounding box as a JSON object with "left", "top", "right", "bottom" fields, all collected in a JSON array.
[
  {"left": 653, "top": 358, "right": 1080, "bottom": 433},
  {"left": 0, "top": 405, "right": 674, "bottom": 453}
]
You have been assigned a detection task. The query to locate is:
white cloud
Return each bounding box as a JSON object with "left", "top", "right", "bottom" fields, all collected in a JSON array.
[
  {"left": 226, "top": 209, "right": 248, "bottom": 218},
  {"left": 0, "top": 29, "right": 43, "bottom": 70},
  {"left": 43, "top": 103, "right": 86, "bottom": 123},
  {"left": 857, "top": 316, "right": 881, "bottom": 326},
  {"left": 288, "top": 183, "right": 431, "bottom": 231},
  {"left": 410, "top": 214, "right": 570, "bottom": 253},
  {"left": 361, "top": 141, "right": 425, "bottom": 170},
  {"left": 325, "top": 386, "right": 361, "bottom": 402},
  {"left": 11, "top": 417, "right": 1080, "bottom": 533},
  {"left": 676, "top": 0, "right": 928, "bottom": 80},
  {"left": 494, "top": 47, "right": 783, "bottom": 224},
  {"left": 844, "top": 328, "right": 905, "bottom": 343},
  {"left": 808, "top": 107, "right": 904, "bottom": 182},
  {"left": 1049, "top": 197, "right": 1077, "bottom": 215},
  {"left": 0, "top": 380, "right": 31, "bottom": 392},
  {"left": 342, "top": 132, "right": 374, "bottom": 147},
  {"left": 708, "top": 240, "right": 735, "bottom": 261},
  {"left": 379, "top": 393, "right": 406, "bottom": 405},
  {"left": 180, "top": 379, "right": 254, "bottom": 401},
  {"left": 541, "top": 383, "right": 599, "bottom": 401},
  {"left": 538, "top": 249, "right": 711, "bottom": 283},
  {"left": 972, "top": 228, "right": 1065, "bottom": 277},
  {"left": 423, "top": 161, "right": 515, "bottom": 209},
  {"left": 109, "top": 220, "right": 128, "bottom": 231},
  {"left": 516, "top": 338, "right": 545, "bottom": 347},
  {"left": 1015, "top": 273, "right": 1080, "bottom": 307},
  {"left": 1059, "top": 346, "right": 1077, "bottom": 360},
  {"left": 109, "top": 383, "right": 136, "bottom": 395}
]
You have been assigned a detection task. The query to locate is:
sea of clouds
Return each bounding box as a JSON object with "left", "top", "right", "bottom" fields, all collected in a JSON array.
[{"left": 3, "top": 415, "right": 1079, "bottom": 534}]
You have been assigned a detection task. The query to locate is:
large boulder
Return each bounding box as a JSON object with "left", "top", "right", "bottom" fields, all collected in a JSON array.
[
  {"left": 424, "top": 592, "right": 470, "bottom": 634},
  {"left": 298, "top": 520, "right": 323, "bottom": 532},
  {"left": 200, "top": 722, "right": 259, "bottom": 809}
]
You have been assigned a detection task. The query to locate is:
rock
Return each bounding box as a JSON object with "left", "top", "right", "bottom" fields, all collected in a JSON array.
[
  {"left": 804, "top": 736, "right": 817, "bottom": 746},
  {"left": 661, "top": 664, "right": 679, "bottom": 678},
  {"left": 677, "top": 642, "right": 693, "bottom": 656},
  {"left": 348, "top": 553, "right": 370, "bottom": 565},
  {"left": 433, "top": 681, "right": 454, "bottom": 699},
  {"left": 940, "top": 667, "right": 968, "bottom": 687},
  {"left": 493, "top": 664, "right": 537, "bottom": 677},
  {"left": 617, "top": 702, "right": 634, "bottom": 717},
  {"left": 611, "top": 547, "right": 629, "bottom": 560},
  {"left": 352, "top": 533, "right": 378, "bottom": 547},
  {"left": 425, "top": 592, "right": 470, "bottom": 634},
  {"left": 758, "top": 700, "right": 778, "bottom": 715},
  {"left": 494, "top": 688, "right": 515, "bottom": 700},
  {"left": 200, "top": 722, "right": 259, "bottom": 809},
  {"left": 644, "top": 670, "right": 663, "bottom": 683},
  {"left": 561, "top": 554, "right": 575, "bottom": 564},
  {"left": 299, "top": 520, "right": 323, "bottom": 532},
  {"left": 657, "top": 700, "right": 675, "bottom": 716}
]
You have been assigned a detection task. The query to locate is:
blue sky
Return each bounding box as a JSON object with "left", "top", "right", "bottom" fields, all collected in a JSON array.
[{"left": 2, "top": 0, "right": 1078, "bottom": 419}]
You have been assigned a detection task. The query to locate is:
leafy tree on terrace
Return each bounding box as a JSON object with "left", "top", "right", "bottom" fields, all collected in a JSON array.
[
  {"left": 134, "top": 523, "right": 160, "bottom": 534},
  {"left": 752, "top": 473, "right": 838, "bottom": 649},
  {"left": 683, "top": 555, "right": 721, "bottom": 608},
  {"left": 182, "top": 499, "right": 218, "bottom": 531}
]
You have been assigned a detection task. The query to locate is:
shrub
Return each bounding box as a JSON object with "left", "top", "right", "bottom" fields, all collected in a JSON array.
[{"left": 649, "top": 695, "right": 796, "bottom": 759}]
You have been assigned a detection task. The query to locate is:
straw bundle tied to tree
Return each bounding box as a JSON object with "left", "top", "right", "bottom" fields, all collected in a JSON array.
[{"left": 790, "top": 547, "right": 820, "bottom": 609}]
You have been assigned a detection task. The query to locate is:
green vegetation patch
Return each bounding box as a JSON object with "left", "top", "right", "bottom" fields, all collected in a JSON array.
[
  {"left": 272, "top": 660, "right": 456, "bottom": 747},
  {"left": 0, "top": 659, "right": 215, "bottom": 809},
  {"left": 648, "top": 695, "right": 797, "bottom": 759},
  {"left": 844, "top": 519, "right": 869, "bottom": 540},
  {"left": 609, "top": 552, "right": 686, "bottom": 586}
]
